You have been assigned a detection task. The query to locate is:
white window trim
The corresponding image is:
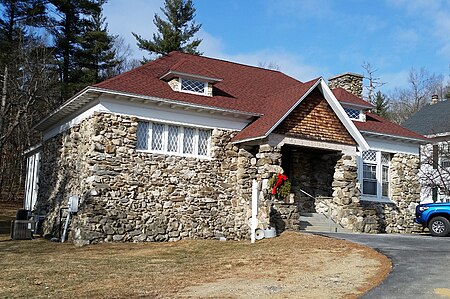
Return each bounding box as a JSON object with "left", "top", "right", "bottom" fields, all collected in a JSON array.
[
  {"left": 179, "top": 78, "right": 208, "bottom": 96},
  {"left": 359, "top": 151, "right": 392, "bottom": 203},
  {"left": 137, "top": 121, "right": 212, "bottom": 159}
]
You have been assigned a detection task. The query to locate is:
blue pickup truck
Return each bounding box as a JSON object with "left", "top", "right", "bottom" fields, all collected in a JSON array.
[{"left": 415, "top": 202, "right": 450, "bottom": 237}]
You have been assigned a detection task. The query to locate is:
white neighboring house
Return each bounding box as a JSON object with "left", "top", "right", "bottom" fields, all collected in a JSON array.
[{"left": 403, "top": 95, "right": 450, "bottom": 203}]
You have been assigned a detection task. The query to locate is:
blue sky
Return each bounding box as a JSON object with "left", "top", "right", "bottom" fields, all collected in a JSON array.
[{"left": 103, "top": 0, "right": 450, "bottom": 94}]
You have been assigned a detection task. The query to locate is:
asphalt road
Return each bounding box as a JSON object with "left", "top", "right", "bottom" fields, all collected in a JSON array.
[{"left": 320, "top": 232, "right": 450, "bottom": 299}]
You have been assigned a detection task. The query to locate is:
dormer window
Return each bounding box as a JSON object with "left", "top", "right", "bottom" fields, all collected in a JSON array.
[
  {"left": 180, "top": 78, "right": 207, "bottom": 95},
  {"left": 344, "top": 107, "right": 361, "bottom": 119}
]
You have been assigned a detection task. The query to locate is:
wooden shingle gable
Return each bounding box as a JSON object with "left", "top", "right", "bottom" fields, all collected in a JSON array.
[{"left": 274, "top": 88, "right": 357, "bottom": 146}]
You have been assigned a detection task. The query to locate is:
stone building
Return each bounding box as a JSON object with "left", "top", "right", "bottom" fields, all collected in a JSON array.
[{"left": 24, "top": 52, "right": 427, "bottom": 245}]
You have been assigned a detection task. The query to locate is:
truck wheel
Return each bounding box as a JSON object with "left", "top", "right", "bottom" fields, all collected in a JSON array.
[{"left": 428, "top": 216, "right": 450, "bottom": 237}]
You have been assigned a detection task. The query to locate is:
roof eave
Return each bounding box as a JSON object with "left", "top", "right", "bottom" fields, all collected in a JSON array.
[
  {"left": 231, "top": 135, "right": 266, "bottom": 144},
  {"left": 160, "top": 70, "right": 223, "bottom": 83},
  {"left": 360, "top": 130, "right": 428, "bottom": 144},
  {"left": 34, "top": 86, "right": 260, "bottom": 132},
  {"left": 263, "top": 79, "right": 322, "bottom": 138}
]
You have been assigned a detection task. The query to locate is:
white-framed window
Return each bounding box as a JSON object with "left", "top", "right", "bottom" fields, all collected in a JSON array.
[
  {"left": 180, "top": 78, "right": 207, "bottom": 95},
  {"left": 344, "top": 107, "right": 362, "bottom": 120},
  {"left": 360, "top": 150, "right": 391, "bottom": 201},
  {"left": 136, "top": 121, "right": 211, "bottom": 158},
  {"left": 439, "top": 143, "right": 450, "bottom": 168}
]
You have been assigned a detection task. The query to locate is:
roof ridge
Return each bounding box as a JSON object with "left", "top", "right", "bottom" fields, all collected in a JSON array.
[{"left": 167, "top": 51, "right": 303, "bottom": 82}]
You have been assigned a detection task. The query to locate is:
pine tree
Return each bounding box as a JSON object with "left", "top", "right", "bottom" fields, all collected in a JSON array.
[
  {"left": 372, "top": 91, "right": 390, "bottom": 118},
  {"left": 132, "top": 0, "right": 202, "bottom": 60},
  {"left": 48, "top": 0, "right": 102, "bottom": 100},
  {"left": 76, "top": 2, "right": 118, "bottom": 83}
]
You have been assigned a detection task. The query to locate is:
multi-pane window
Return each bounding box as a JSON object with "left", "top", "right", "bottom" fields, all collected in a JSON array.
[
  {"left": 136, "top": 122, "right": 149, "bottom": 150},
  {"left": 198, "top": 129, "right": 210, "bottom": 156},
  {"left": 344, "top": 107, "right": 361, "bottom": 120},
  {"left": 183, "top": 127, "right": 195, "bottom": 154},
  {"left": 180, "top": 78, "right": 206, "bottom": 94},
  {"left": 137, "top": 121, "right": 211, "bottom": 157},
  {"left": 439, "top": 143, "right": 450, "bottom": 168},
  {"left": 363, "top": 164, "right": 377, "bottom": 195},
  {"left": 167, "top": 125, "right": 179, "bottom": 152},
  {"left": 151, "top": 123, "right": 164, "bottom": 151},
  {"left": 361, "top": 150, "right": 391, "bottom": 201}
]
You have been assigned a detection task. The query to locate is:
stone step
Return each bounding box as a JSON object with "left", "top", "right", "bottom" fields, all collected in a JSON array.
[{"left": 299, "top": 212, "right": 352, "bottom": 233}]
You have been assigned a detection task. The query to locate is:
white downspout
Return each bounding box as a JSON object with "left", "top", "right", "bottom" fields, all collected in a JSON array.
[{"left": 251, "top": 179, "right": 259, "bottom": 243}]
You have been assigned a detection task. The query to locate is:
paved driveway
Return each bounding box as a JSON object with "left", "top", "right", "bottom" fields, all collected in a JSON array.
[{"left": 320, "top": 232, "right": 450, "bottom": 299}]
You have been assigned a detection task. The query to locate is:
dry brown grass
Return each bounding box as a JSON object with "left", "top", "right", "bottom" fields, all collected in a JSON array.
[{"left": 0, "top": 230, "right": 391, "bottom": 299}]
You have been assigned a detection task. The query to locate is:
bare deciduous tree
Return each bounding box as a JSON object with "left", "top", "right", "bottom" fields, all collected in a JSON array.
[
  {"left": 389, "top": 67, "right": 444, "bottom": 124},
  {"left": 362, "top": 61, "right": 386, "bottom": 103},
  {"left": 0, "top": 36, "right": 58, "bottom": 201},
  {"left": 258, "top": 61, "right": 281, "bottom": 71},
  {"left": 420, "top": 140, "right": 450, "bottom": 202}
]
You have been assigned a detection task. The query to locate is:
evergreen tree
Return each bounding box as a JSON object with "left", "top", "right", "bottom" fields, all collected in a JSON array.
[
  {"left": 48, "top": 0, "right": 101, "bottom": 100},
  {"left": 0, "top": 0, "right": 46, "bottom": 64},
  {"left": 76, "top": 1, "right": 118, "bottom": 83},
  {"left": 372, "top": 91, "right": 390, "bottom": 118},
  {"left": 132, "top": 0, "right": 202, "bottom": 61}
]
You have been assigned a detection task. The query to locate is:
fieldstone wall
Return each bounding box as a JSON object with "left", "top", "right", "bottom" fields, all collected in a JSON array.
[
  {"left": 316, "top": 152, "right": 422, "bottom": 233},
  {"left": 288, "top": 149, "right": 341, "bottom": 212},
  {"left": 37, "top": 112, "right": 254, "bottom": 245}
]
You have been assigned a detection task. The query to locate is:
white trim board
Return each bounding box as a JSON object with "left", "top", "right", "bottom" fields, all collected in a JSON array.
[{"left": 42, "top": 95, "right": 251, "bottom": 141}]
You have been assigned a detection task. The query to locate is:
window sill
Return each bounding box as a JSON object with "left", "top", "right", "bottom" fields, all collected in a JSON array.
[
  {"left": 361, "top": 196, "right": 393, "bottom": 204},
  {"left": 136, "top": 149, "right": 212, "bottom": 160}
]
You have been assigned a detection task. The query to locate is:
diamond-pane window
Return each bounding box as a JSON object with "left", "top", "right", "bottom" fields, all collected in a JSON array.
[
  {"left": 344, "top": 107, "right": 361, "bottom": 119},
  {"left": 362, "top": 150, "right": 377, "bottom": 162},
  {"left": 151, "top": 123, "right": 164, "bottom": 151},
  {"left": 198, "top": 129, "right": 210, "bottom": 156},
  {"left": 181, "top": 79, "right": 205, "bottom": 94},
  {"left": 136, "top": 122, "right": 149, "bottom": 150},
  {"left": 183, "top": 127, "right": 195, "bottom": 154},
  {"left": 167, "top": 125, "right": 179, "bottom": 152},
  {"left": 381, "top": 153, "right": 390, "bottom": 164},
  {"left": 135, "top": 121, "right": 210, "bottom": 158}
]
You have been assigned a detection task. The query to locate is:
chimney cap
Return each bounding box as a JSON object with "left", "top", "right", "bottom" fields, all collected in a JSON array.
[
  {"left": 328, "top": 72, "right": 364, "bottom": 81},
  {"left": 431, "top": 94, "right": 439, "bottom": 104}
]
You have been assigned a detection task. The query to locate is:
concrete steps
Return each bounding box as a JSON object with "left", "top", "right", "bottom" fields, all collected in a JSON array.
[{"left": 299, "top": 212, "right": 352, "bottom": 233}]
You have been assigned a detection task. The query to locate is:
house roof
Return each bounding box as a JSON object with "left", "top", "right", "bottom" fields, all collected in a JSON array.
[
  {"left": 35, "top": 51, "right": 424, "bottom": 146},
  {"left": 232, "top": 78, "right": 320, "bottom": 142},
  {"left": 332, "top": 88, "right": 374, "bottom": 109},
  {"left": 160, "top": 58, "right": 223, "bottom": 82},
  {"left": 355, "top": 112, "right": 428, "bottom": 142},
  {"left": 402, "top": 100, "right": 450, "bottom": 136},
  {"left": 94, "top": 51, "right": 303, "bottom": 116}
]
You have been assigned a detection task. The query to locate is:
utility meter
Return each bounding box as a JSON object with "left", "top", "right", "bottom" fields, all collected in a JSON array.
[{"left": 68, "top": 195, "right": 79, "bottom": 213}]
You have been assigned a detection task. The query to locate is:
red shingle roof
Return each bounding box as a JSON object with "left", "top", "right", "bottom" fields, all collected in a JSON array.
[
  {"left": 332, "top": 88, "right": 374, "bottom": 108},
  {"left": 165, "top": 58, "right": 221, "bottom": 80},
  {"left": 355, "top": 112, "right": 428, "bottom": 141},
  {"left": 93, "top": 51, "right": 425, "bottom": 143},
  {"left": 232, "top": 79, "right": 319, "bottom": 142},
  {"left": 95, "top": 51, "right": 302, "bottom": 116}
]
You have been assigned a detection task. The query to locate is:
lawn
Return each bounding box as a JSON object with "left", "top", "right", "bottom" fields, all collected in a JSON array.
[{"left": 0, "top": 229, "right": 391, "bottom": 299}]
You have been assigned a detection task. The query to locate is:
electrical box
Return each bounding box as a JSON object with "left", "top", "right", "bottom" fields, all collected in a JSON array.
[
  {"left": 11, "top": 220, "right": 34, "bottom": 240},
  {"left": 68, "top": 195, "right": 79, "bottom": 213}
]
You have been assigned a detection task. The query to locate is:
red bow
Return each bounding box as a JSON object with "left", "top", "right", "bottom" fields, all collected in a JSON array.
[{"left": 272, "top": 173, "right": 287, "bottom": 195}]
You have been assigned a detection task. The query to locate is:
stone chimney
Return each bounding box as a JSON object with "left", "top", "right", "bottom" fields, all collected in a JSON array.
[
  {"left": 431, "top": 94, "right": 439, "bottom": 104},
  {"left": 328, "top": 72, "right": 364, "bottom": 98}
]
